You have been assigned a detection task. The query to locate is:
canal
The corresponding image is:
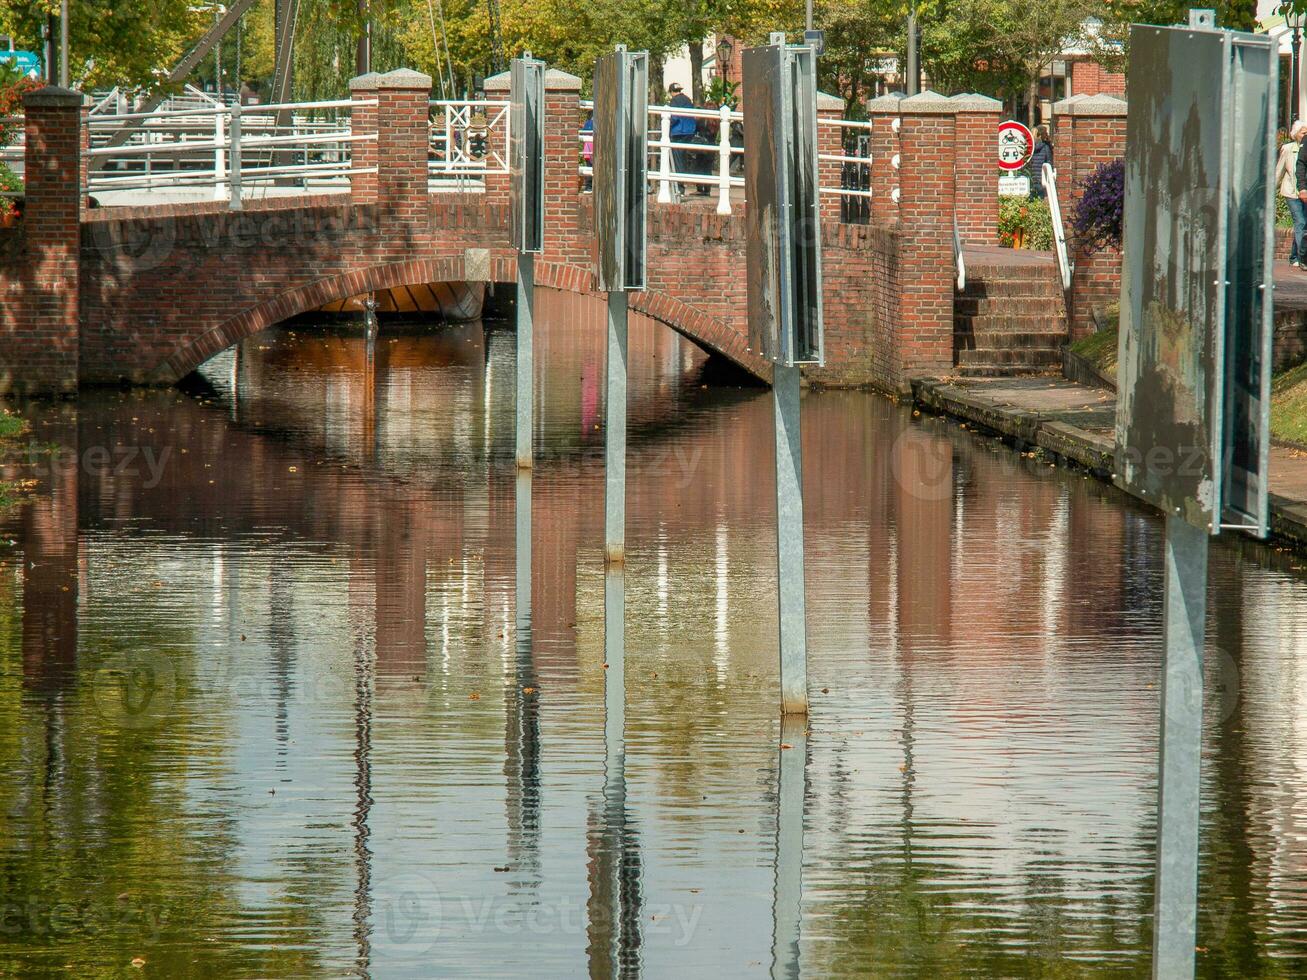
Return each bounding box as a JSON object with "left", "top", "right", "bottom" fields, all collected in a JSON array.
[{"left": 2, "top": 289, "right": 1307, "bottom": 977}]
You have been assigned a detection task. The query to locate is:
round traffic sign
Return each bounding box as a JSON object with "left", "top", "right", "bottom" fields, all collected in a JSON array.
[{"left": 997, "top": 120, "right": 1034, "bottom": 171}]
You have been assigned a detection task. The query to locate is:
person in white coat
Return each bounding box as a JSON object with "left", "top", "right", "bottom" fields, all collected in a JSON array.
[{"left": 1276, "top": 121, "right": 1307, "bottom": 267}]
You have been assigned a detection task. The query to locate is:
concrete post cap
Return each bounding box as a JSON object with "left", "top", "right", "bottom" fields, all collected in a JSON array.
[
  {"left": 949, "top": 93, "right": 1003, "bottom": 112},
  {"left": 899, "top": 90, "right": 956, "bottom": 114},
  {"left": 1052, "top": 93, "right": 1127, "bottom": 116},
  {"left": 23, "top": 86, "right": 84, "bottom": 108},
  {"left": 816, "top": 90, "right": 844, "bottom": 111},
  {"left": 485, "top": 66, "right": 581, "bottom": 93},
  {"left": 376, "top": 68, "right": 433, "bottom": 90},
  {"left": 349, "top": 72, "right": 383, "bottom": 92}
]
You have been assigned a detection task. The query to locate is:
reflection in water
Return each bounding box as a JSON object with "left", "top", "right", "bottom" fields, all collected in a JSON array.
[
  {"left": 771, "top": 718, "right": 806, "bottom": 980},
  {"left": 589, "top": 566, "right": 642, "bottom": 977},
  {"left": 2, "top": 287, "right": 1307, "bottom": 975}
]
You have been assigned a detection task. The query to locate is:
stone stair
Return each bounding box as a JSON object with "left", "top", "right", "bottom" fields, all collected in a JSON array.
[{"left": 954, "top": 254, "right": 1067, "bottom": 377}]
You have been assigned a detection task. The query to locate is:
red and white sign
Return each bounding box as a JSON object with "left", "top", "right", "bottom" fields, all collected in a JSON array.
[{"left": 997, "top": 120, "right": 1034, "bottom": 171}]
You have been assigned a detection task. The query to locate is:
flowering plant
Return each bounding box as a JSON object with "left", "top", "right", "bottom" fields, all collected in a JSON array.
[{"left": 1071, "top": 158, "right": 1124, "bottom": 252}]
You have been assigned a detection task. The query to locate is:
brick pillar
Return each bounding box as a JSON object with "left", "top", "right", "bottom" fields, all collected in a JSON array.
[
  {"left": 816, "top": 90, "right": 844, "bottom": 223},
  {"left": 482, "top": 70, "right": 511, "bottom": 207},
  {"left": 897, "top": 91, "right": 957, "bottom": 379},
  {"left": 1053, "top": 94, "right": 1127, "bottom": 340},
  {"left": 349, "top": 72, "right": 380, "bottom": 204},
  {"left": 79, "top": 97, "right": 92, "bottom": 215},
  {"left": 374, "top": 69, "right": 432, "bottom": 224},
  {"left": 1, "top": 86, "right": 83, "bottom": 396},
  {"left": 866, "top": 94, "right": 900, "bottom": 228},
  {"left": 539, "top": 68, "right": 584, "bottom": 268},
  {"left": 950, "top": 94, "right": 1001, "bottom": 246}
]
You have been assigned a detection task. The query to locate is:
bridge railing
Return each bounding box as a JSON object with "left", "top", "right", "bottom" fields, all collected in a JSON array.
[
  {"left": 577, "top": 101, "right": 874, "bottom": 219},
  {"left": 427, "top": 99, "right": 510, "bottom": 192},
  {"left": 82, "top": 98, "right": 376, "bottom": 205}
]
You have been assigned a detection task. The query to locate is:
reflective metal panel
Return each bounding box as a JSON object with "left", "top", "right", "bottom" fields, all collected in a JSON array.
[
  {"left": 509, "top": 56, "right": 546, "bottom": 254},
  {"left": 593, "top": 46, "right": 647, "bottom": 292},
  {"left": 743, "top": 40, "right": 823, "bottom": 367},
  {"left": 1115, "top": 26, "right": 1228, "bottom": 532},
  {"left": 1221, "top": 36, "right": 1276, "bottom": 536}
]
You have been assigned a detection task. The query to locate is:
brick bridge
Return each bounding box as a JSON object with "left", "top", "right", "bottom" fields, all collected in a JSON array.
[{"left": 0, "top": 67, "right": 1128, "bottom": 398}]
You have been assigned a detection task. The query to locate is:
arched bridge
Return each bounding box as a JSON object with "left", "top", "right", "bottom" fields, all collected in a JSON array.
[{"left": 1, "top": 66, "right": 1028, "bottom": 398}]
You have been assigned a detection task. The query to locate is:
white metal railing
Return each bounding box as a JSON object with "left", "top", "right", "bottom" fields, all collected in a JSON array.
[
  {"left": 1044, "top": 162, "right": 1072, "bottom": 290},
  {"left": 428, "top": 99, "right": 510, "bottom": 189},
  {"left": 953, "top": 218, "right": 966, "bottom": 291},
  {"left": 577, "top": 101, "right": 873, "bottom": 217},
  {"left": 84, "top": 98, "right": 372, "bottom": 206}
]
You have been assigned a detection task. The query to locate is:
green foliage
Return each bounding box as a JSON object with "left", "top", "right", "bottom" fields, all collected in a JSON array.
[
  {"left": 997, "top": 195, "right": 1054, "bottom": 250},
  {"left": 706, "top": 75, "right": 738, "bottom": 108}
]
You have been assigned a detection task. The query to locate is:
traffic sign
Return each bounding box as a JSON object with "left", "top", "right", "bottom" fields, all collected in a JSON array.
[{"left": 997, "top": 120, "right": 1034, "bottom": 171}]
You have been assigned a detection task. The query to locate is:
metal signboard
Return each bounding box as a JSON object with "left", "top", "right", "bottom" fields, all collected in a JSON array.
[
  {"left": 509, "top": 54, "right": 546, "bottom": 254},
  {"left": 593, "top": 45, "right": 648, "bottom": 292},
  {"left": 1114, "top": 25, "right": 1275, "bottom": 536},
  {"left": 997, "top": 120, "right": 1033, "bottom": 171},
  {"left": 742, "top": 35, "right": 824, "bottom": 366}
]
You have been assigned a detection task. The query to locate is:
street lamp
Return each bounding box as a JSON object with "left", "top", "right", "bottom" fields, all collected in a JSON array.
[
  {"left": 715, "top": 35, "right": 733, "bottom": 80},
  {"left": 1289, "top": 7, "right": 1306, "bottom": 124}
]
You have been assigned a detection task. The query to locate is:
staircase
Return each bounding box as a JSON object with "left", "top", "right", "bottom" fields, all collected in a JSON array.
[{"left": 954, "top": 249, "right": 1067, "bottom": 376}]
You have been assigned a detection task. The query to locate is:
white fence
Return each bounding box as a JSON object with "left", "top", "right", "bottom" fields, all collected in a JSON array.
[{"left": 2, "top": 93, "right": 874, "bottom": 215}]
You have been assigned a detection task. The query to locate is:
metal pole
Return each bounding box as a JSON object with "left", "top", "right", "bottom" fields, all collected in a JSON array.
[
  {"left": 515, "top": 468, "right": 532, "bottom": 635},
  {"left": 1293, "top": 26, "right": 1302, "bottom": 125},
  {"left": 1151, "top": 514, "right": 1208, "bottom": 980},
  {"left": 515, "top": 253, "right": 534, "bottom": 469},
  {"left": 229, "top": 102, "right": 243, "bottom": 210},
  {"left": 905, "top": 11, "right": 919, "bottom": 96},
  {"left": 604, "top": 290, "right": 628, "bottom": 566},
  {"left": 59, "top": 0, "right": 69, "bottom": 88},
  {"left": 805, "top": 0, "right": 813, "bottom": 33},
  {"left": 770, "top": 716, "right": 806, "bottom": 979},
  {"left": 773, "top": 363, "right": 808, "bottom": 715}
]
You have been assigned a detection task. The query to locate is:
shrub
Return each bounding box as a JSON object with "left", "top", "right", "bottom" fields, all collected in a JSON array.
[
  {"left": 997, "top": 196, "right": 1054, "bottom": 250},
  {"left": 1071, "top": 158, "right": 1124, "bottom": 252}
]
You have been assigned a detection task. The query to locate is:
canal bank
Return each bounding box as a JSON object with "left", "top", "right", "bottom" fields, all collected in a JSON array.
[{"left": 911, "top": 375, "right": 1307, "bottom": 549}]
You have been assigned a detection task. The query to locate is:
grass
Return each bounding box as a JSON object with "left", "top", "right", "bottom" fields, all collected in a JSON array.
[
  {"left": 0, "top": 409, "right": 30, "bottom": 510},
  {"left": 1072, "top": 308, "right": 1307, "bottom": 447}
]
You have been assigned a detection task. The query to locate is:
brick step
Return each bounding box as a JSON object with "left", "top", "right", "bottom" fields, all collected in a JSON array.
[
  {"left": 955, "top": 294, "right": 1064, "bottom": 316},
  {"left": 957, "top": 280, "right": 1064, "bottom": 300},
  {"left": 955, "top": 313, "right": 1067, "bottom": 334},
  {"left": 957, "top": 363, "right": 1064, "bottom": 378},
  {"left": 965, "top": 265, "right": 1058, "bottom": 282},
  {"left": 956, "top": 347, "right": 1064, "bottom": 368},
  {"left": 954, "top": 330, "right": 1067, "bottom": 351}
]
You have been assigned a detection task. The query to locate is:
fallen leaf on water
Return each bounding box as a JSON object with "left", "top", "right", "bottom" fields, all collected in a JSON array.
[
  {"left": 468, "top": 692, "right": 480, "bottom": 701},
  {"left": 131, "top": 958, "right": 146, "bottom": 968},
  {"left": 780, "top": 743, "right": 793, "bottom": 750},
  {"left": 522, "top": 686, "right": 536, "bottom": 695}
]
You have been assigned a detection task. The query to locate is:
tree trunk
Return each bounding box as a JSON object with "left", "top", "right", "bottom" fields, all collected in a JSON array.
[
  {"left": 650, "top": 54, "right": 665, "bottom": 106},
  {"left": 1027, "top": 75, "right": 1038, "bottom": 127},
  {"left": 689, "top": 39, "right": 704, "bottom": 105}
]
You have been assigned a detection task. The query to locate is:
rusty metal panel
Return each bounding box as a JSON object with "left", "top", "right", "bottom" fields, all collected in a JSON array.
[
  {"left": 509, "top": 56, "right": 545, "bottom": 254},
  {"left": 1115, "top": 26, "right": 1229, "bottom": 532},
  {"left": 593, "top": 46, "right": 647, "bottom": 292},
  {"left": 743, "top": 39, "right": 823, "bottom": 366},
  {"left": 1221, "top": 36, "right": 1276, "bottom": 536}
]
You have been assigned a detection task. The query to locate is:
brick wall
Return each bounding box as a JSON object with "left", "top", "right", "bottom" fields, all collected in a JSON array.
[
  {"left": 1069, "top": 59, "right": 1127, "bottom": 99},
  {"left": 0, "top": 86, "right": 83, "bottom": 396},
  {"left": 1053, "top": 95, "right": 1127, "bottom": 341},
  {"left": 951, "top": 95, "right": 1002, "bottom": 246}
]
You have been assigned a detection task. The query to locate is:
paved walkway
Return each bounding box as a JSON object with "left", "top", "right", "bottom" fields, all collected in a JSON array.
[{"left": 912, "top": 375, "right": 1307, "bottom": 546}]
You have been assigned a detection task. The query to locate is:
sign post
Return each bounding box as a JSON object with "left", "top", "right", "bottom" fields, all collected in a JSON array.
[
  {"left": 743, "top": 33, "right": 823, "bottom": 717},
  {"left": 1115, "top": 24, "right": 1276, "bottom": 979},
  {"left": 510, "top": 54, "right": 546, "bottom": 472},
  {"left": 593, "top": 44, "right": 648, "bottom": 568},
  {"left": 510, "top": 54, "right": 545, "bottom": 635}
]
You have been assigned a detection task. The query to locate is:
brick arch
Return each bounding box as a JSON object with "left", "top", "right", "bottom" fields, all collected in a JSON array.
[{"left": 151, "top": 254, "right": 770, "bottom": 384}]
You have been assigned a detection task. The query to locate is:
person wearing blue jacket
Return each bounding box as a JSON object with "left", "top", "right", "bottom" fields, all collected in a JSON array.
[
  {"left": 668, "top": 82, "right": 699, "bottom": 196},
  {"left": 1028, "top": 126, "right": 1053, "bottom": 200}
]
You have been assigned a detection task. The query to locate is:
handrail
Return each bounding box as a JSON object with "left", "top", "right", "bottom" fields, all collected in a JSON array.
[
  {"left": 953, "top": 218, "right": 966, "bottom": 291},
  {"left": 1044, "top": 162, "right": 1072, "bottom": 291}
]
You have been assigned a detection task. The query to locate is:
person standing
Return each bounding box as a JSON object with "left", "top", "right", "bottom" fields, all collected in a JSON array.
[
  {"left": 1028, "top": 125, "right": 1053, "bottom": 200},
  {"left": 1280, "top": 121, "right": 1307, "bottom": 267},
  {"left": 668, "top": 82, "right": 698, "bottom": 197}
]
